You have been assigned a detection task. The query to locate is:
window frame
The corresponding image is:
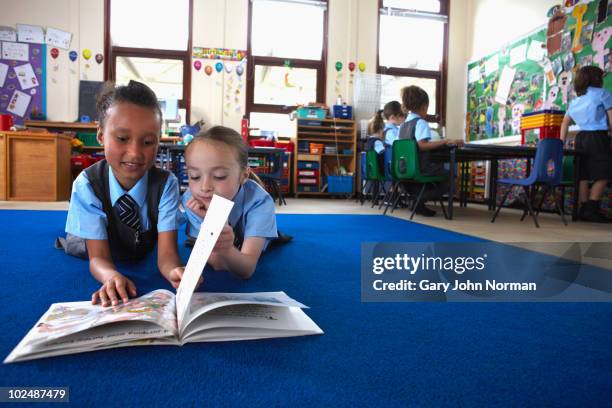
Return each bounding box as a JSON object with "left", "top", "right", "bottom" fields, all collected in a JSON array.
[
  {"left": 246, "top": 0, "right": 329, "bottom": 115},
  {"left": 376, "top": 0, "right": 449, "bottom": 125},
  {"left": 103, "top": 0, "right": 193, "bottom": 123}
]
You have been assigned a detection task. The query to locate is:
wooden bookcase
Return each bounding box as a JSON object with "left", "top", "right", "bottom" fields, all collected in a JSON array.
[{"left": 294, "top": 118, "right": 356, "bottom": 196}]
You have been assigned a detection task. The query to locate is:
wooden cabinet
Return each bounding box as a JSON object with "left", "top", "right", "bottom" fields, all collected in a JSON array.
[
  {"left": 0, "top": 131, "right": 72, "bottom": 201},
  {"left": 0, "top": 134, "right": 5, "bottom": 200},
  {"left": 294, "top": 118, "right": 357, "bottom": 196}
]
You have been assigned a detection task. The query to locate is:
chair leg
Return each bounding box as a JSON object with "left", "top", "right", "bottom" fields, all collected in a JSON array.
[
  {"left": 383, "top": 183, "right": 395, "bottom": 215},
  {"left": 378, "top": 182, "right": 392, "bottom": 210},
  {"left": 390, "top": 184, "right": 405, "bottom": 214},
  {"left": 552, "top": 186, "right": 568, "bottom": 226},
  {"left": 522, "top": 186, "right": 540, "bottom": 228},
  {"left": 520, "top": 185, "right": 537, "bottom": 222},
  {"left": 383, "top": 183, "right": 398, "bottom": 215},
  {"left": 410, "top": 184, "right": 427, "bottom": 220},
  {"left": 370, "top": 182, "right": 380, "bottom": 207},
  {"left": 437, "top": 183, "right": 449, "bottom": 219},
  {"left": 360, "top": 180, "right": 371, "bottom": 205},
  {"left": 277, "top": 181, "right": 286, "bottom": 205},
  {"left": 535, "top": 185, "right": 549, "bottom": 217},
  {"left": 491, "top": 187, "right": 511, "bottom": 223}
]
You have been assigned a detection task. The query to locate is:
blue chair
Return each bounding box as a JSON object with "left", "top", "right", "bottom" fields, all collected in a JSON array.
[
  {"left": 256, "top": 150, "right": 286, "bottom": 206},
  {"left": 491, "top": 138, "right": 567, "bottom": 228}
]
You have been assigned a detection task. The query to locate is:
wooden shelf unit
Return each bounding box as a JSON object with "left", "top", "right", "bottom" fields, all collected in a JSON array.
[{"left": 294, "top": 118, "right": 356, "bottom": 196}]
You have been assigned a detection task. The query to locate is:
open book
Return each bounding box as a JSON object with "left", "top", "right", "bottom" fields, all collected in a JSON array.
[{"left": 5, "top": 196, "right": 322, "bottom": 363}]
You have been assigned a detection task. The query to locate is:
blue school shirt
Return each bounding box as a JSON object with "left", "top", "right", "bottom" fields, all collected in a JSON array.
[
  {"left": 568, "top": 87, "right": 612, "bottom": 131},
  {"left": 405, "top": 112, "right": 433, "bottom": 141},
  {"left": 383, "top": 123, "right": 400, "bottom": 146},
  {"left": 65, "top": 168, "right": 179, "bottom": 240},
  {"left": 181, "top": 179, "right": 278, "bottom": 248}
]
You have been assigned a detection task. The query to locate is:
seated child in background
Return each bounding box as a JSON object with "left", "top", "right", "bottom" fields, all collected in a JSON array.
[
  {"left": 560, "top": 65, "right": 612, "bottom": 223},
  {"left": 381, "top": 101, "right": 406, "bottom": 147},
  {"left": 181, "top": 126, "right": 284, "bottom": 279},
  {"left": 366, "top": 101, "right": 406, "bottom": 174},
  {"left": 399, "top": 85, "right": 464, "bottom": 216},
  {"left": 59, "top": 80, "right": 185, "bottom": 306}
]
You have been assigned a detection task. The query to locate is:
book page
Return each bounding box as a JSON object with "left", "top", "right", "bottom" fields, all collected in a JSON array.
[
  {"left": 183, "top": 305, "right": 323, "bottom": 343},
  {"left": 183, "top": 291, "right": 307, "bottom": 331},
  {"left": 176, "top": 195, "right": 234, "bottom": 332},
  {"left": 5, "top": 290, "right": 177, "bottom": 359}
]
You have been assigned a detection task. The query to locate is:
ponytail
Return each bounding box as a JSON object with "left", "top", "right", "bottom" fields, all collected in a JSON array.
[{"left": 368, "top": 109, "right": 385, "bottom": 136}]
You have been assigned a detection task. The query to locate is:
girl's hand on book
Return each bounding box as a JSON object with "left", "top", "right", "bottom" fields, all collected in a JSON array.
[
  {"left": 167, "top": 267, "right": 203, "bottom": 289},
  {"left": 186, "top": 196, "right": 207, "bottom": 219},
  {"left": 213, "top": 223, "right": 235, "bottom": 254},
  {"left": 91, "top": 274, "right": 137, "bottom": 307}
]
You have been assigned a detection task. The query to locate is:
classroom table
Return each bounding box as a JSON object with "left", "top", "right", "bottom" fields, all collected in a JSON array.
[{"left": 428, "top": 144, "right": 583, "bottom": 221}]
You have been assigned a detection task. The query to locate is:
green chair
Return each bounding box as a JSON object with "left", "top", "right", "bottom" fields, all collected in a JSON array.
[
  {"left": 384, "top": 139, "right": 448, "bottom": 219},
  {"left": 361, "top": 150, "right": 386, "bottom": 207},
  {"left": 558, "top": 155, "right": 574, "bottom": 215}
]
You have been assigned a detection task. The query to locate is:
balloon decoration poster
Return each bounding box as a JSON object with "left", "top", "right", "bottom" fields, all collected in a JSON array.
[{"left": 0, "top": 41, "right": 46, "bottom": 125}]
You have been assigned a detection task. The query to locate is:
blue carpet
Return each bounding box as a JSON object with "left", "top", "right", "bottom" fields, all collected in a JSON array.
[{"left": 0, "top": 211, "right": 611, "bottom": 407}]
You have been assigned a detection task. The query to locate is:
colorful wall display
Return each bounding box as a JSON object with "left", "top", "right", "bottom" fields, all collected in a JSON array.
[
  {"left": 466, "top": 0, "right": 612, "bottom": 142},
  {"left": 192, "top": 47, "right": 246, "bottom": 62},
  {"left": 0, "top": 41, "right": 46, "bottom": 124}
]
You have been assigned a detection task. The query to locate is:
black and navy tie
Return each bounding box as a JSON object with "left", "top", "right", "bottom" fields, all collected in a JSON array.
[{"left": 115, "top": 194, "right": 141, "bottom": 231}]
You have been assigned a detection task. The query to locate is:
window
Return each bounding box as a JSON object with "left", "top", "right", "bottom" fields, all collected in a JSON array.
[
  {"left": 377, "top": 0, "right": 449, "bottom": 124},
  {"left": 246, "top": 0, "right": 328, "bottom": 121},
  {"left": 104, "top": 0, "right": 193, "bottom": 122}
]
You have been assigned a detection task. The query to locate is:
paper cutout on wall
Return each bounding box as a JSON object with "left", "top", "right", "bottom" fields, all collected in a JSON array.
[
  {"left": 0, "top": 63, "right": 8, "bottom": 87},
  {"left": 7, "top": 89, "right": 31, "bottom": 117},
  {"left": 45, "top": 27, "right": 72, "bottom": 50},
  {"left": 546, "top": 8, "right": 567, "bottom": 56},
  {"left": 543, "top": 86, "right": 560, "bottom": 110},
  {"left": 494, "top": 65, "right": 516, "bottom": 105},
  {"left": 571, "top": 4, "right": 588, "bottom": 53},
  {"left": 526, "top": 40, "right": 545, "bottom": 61},
  {"left": 14, "top": 63, "right": 38, "bottom": 90},
  {"left": 2, "top": 42, "right": 29, "bottom": 62},
  {"left": 16, "top": 24, "right": 44, "bottom": 44},
  {"left": 558, "top": 71, "right": 572, "bottom": 104},
  {"left": 0, "top": 26, "right": 17, "bottom": 42},
  {"left": 510, "top": 103, "right": 525, "bottom": 135},
  {"left": 592, "top": 27, "right": 611, "bottom": 69},
  {"left": 497, "top": 105, "right": 506, "bottom": 137}
]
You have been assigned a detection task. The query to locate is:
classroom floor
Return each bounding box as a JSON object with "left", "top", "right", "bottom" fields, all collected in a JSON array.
[{"left": 1, "top": 197, "right": 609, "bottom": 243}]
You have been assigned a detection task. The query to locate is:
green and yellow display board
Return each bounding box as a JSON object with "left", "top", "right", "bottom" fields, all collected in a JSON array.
[{"left": 466, "top": 0, "right": 612, "bottom": 142}]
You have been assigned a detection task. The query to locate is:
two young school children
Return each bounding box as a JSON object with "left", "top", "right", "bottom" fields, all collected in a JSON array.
[
  {"left": 560, "top": 66, "right": 612, "bottom": 223},
  {"left": 60, "top": 81, "right": 282, "bottom": 306}
]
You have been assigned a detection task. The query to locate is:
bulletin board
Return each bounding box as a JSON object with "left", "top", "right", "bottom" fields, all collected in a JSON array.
[
  {"left": 0, "top": 41, "right": 46, "bottom": 125},
  {"left": 466, "top": 0, "right": 612, "bottom": 142}
]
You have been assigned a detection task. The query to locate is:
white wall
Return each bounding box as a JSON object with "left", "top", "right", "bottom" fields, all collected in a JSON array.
[
  {"left": 0, "top": 0, "right": 104, "bottom": 122},
  {"left": 466, "top": 0, "right": 559, "bottom": 61}
]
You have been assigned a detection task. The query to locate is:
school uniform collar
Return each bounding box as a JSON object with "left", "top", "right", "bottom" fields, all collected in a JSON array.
[
  {"left": 108, "top": 167, "right": 149, "bottom": 209},
  {"left": 384, "top": 123, "right": 399, "bottom": 131},
  {"left": 228, "top": 181, "right": 247, "bottom": 227},
  {"left": 406, "top": 112, "right": 423, "bottom": 121}
]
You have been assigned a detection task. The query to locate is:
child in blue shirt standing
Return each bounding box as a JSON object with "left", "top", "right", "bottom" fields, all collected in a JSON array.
[
  {"left": 59, "top": 81, "right": 185, "bottom": 306},
  {"left": 181, "top": 126, "right": 280, "bottom": 279},
  {"left": 560, "top": 66, "right": 612, "bottom": 223}
]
